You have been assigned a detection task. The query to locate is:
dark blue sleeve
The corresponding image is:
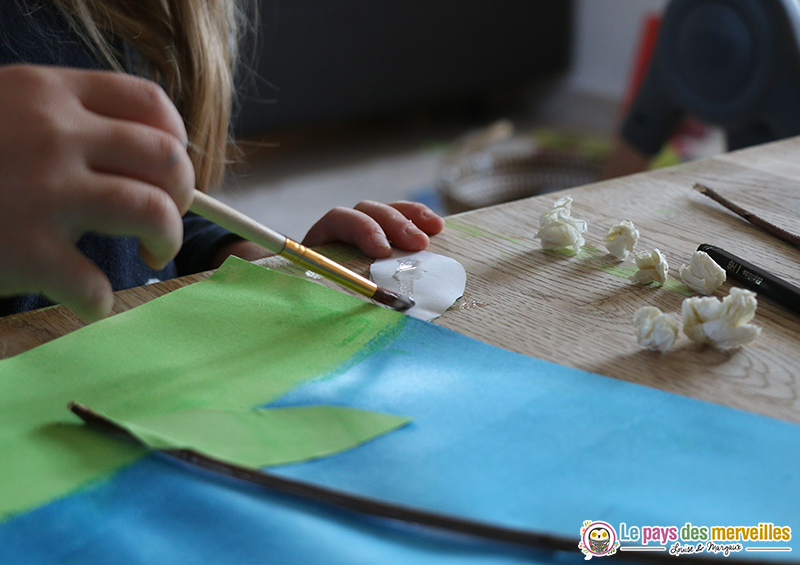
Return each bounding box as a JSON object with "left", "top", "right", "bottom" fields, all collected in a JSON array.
[
  {"left": 174, "top": 213, "right": 242, "bottom": 275},
  {"left": 0, "top": 1, "right": 101, "bottom": 68}
]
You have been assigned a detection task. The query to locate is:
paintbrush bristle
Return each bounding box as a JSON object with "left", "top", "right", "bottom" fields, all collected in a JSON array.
[{"left": 372, "top": 287, "right": 415, "bottom": 312}]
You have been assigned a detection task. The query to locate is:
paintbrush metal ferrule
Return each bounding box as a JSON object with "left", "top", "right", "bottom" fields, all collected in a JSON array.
[
  {"left": 281, "top": 239, "right": 377, "bottom": 296},
  {"left": 698, "top": 244, "right": 800, "bottom": 317},
  {"left": 280, "top": 239, "right": 415, "bottom": 311}
]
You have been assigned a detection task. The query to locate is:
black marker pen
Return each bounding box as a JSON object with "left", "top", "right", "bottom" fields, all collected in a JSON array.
[{"left": 698, "top": 244, "right": 800, "bottom": 317}]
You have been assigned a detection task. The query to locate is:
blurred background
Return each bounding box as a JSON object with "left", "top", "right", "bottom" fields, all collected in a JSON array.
[{"left": 219, "top": 0, "right": 729, "bottom": 240}]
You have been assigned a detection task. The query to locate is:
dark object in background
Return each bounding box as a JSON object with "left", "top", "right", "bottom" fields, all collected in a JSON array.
[
  {"left": 439, "top": 150, "right": 603, "bottom": 214},
  {"left": 622, "top": 0, "right": 800, "bottom": 155},
  {"left": 435, "top": 122, "right": 607, "bottom": 214},
  {"left": 234, "top": 1, "right": 573, "bottom": 137}
]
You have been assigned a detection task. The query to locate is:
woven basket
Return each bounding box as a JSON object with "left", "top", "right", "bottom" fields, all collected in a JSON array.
[{"left": 437, "top": 149, "right": 604, "bottom": 214}]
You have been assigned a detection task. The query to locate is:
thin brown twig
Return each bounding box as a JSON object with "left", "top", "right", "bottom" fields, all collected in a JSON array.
[
  {"left": 692, "top": 183, "right": 800, "bottom": 249},
  {"left": 69, "top": 402, "right": 795, "bottom": 565}
]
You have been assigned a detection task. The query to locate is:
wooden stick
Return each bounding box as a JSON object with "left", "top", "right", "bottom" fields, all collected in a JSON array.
[
  {"left": 70, "top": 401, "right": 785, "bottom": 565},
  {"left": 693, "top": 183, "right": 800, "bottom": 249}
]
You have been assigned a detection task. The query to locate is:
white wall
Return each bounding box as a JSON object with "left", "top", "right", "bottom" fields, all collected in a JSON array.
[{"left": 568, "top": 0, "right": 670, "bottom": 101}]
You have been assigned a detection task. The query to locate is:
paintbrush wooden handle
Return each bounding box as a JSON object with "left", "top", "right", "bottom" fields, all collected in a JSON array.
[{"left": 190, "top": 190, "right": 287, "bottom": 255}]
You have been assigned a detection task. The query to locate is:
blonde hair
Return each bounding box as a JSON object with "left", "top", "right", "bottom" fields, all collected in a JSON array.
[{"left": 52, "top": 0, "right": 248, "bottom": 192}]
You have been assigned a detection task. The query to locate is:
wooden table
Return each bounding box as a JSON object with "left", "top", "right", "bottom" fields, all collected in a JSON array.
[{"left": 2, "top": 137, "right": 799, "bottom": 425}]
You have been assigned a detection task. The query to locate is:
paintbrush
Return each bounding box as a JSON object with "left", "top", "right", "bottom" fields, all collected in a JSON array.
[{"left": 190, "top": 190, "right": 414, "bottom": 311}]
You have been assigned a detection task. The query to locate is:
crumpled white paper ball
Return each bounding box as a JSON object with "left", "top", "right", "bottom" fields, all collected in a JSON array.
[
  {"left": 679, "top": 250, "right": 726, "bottom": 295},
  {"left": 603, "top": 220, "right": 639, "bottom": 261},
  {"left": 633, "top": 306, "right": 679, "bottom": 352},
  {"left": 682, "top": 287, "right": 761, "bottom": 349},
  {"left": 632, "top": 249, "right": 669, "bottom": 285},
  {"left": 535, "top": 196, "right": 587, "bottom": 254}
]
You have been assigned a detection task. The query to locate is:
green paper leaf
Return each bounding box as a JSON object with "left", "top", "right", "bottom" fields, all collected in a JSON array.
[
  {"left": 0, "top": 257, "right": 407, "bottom": 521},
  {"left": 93, "top": 405, "right": 411, "bottom": 469}
]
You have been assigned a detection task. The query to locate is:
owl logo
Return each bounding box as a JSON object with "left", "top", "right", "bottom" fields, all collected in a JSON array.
[
  {"left": 589, "top": 526, "right": 611, "bottom": 553},
  {"left": 579, "top": 520, "right": 620, "bottom": 559}
]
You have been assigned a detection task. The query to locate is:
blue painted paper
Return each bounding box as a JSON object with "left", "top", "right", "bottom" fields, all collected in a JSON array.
[
  {"left": 2, "top": 290, "right": 799, "bottom": 562},
  {"left": 272, "top": 320, "right": 800, "bottom": 536}
]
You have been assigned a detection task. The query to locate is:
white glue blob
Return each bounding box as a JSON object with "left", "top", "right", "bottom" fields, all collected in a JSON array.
[
  {"left": 392, "top": 258, "right": 426, "bottom": 298},
  {"left": 371, "top": 250, "right": 467, "bottom": 321}
]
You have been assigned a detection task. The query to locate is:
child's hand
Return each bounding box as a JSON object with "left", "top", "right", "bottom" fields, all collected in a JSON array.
[
  {"left": 213, "top": 201, "right": 445, "bottom": 267},
  {"left": 302, "top": 201, "right": 445, "bottom": 257},
  {"left": 0, "top": 65, "right": 194, "bottom": 321}
]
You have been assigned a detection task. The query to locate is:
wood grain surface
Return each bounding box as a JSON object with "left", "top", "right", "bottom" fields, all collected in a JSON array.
[{"left": 2, "top": 137, "right": 799, "bottom": 424}]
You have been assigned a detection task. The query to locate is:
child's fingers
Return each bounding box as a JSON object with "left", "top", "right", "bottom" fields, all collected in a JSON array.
[
  {"left": 387, "top": 201, "right": 445, "bottom": 236},
  {"left": 353, "top": 201, "right": 430, "bottom": 251},
  {"left": 35, "top": 245, "right": 115, "bottom": 321},
  {"left": 85, "top": 118, "right": 195, "bottom": 214},
  {"left": 67, "top": 69, "right": 189, "bottom": 147},
  {"left": 303, "top": 207, "right": 394, "bottom": 258},
  {"left": 71, "top": 175, "right": 185, "bottom": 270},
  {"left": 303, "top": 201, "right": 445, "bottom": 258}
]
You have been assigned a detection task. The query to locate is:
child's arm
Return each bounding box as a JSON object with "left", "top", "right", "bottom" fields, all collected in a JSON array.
[
  {"left": 0, "top": 65, "right": 194, "bottom": 321},
  {"left": 0, "top": 65, "right": 445, "bottom": 320},
  {"left": 210, "top": 201, "right": 445, "bottom": 267}
]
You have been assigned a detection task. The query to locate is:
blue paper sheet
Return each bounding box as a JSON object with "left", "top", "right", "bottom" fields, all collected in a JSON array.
[{"left": 2, "top": 317, "right": 799, "bottom": 563}]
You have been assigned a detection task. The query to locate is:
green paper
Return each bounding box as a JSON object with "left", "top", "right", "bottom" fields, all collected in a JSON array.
[
  {"left": 0, "top": 257, "right": 406, "bottom": 520},
  {"left": 94, "top": 405, "right": 410, "bottom": 468}
]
